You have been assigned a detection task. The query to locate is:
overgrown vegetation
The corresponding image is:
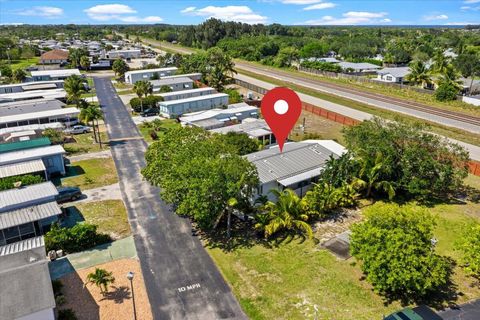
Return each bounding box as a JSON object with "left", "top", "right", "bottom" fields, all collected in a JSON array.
[
  {"left": 0, "top": 174, "right": 44, "bottom": 191},
  {"left": 45, "top": 222, "right": 110, "bottom": 253}
]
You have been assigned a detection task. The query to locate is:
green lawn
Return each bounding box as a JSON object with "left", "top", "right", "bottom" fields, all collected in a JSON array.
[
  {"left": 238, "top": 69, "right": 480, "bottom": 147},
  {"left": 63, "top": 130, "right": 109, "bottom": 155},
  {"left": 59, "top": 158, "right": 118, "bottom": 190},
  {"left": 137, "top": 119, "right": 181, "bottom": 143},
  {"left": 207, "top": 176, "right": 480, "bottom": 320},
  {"left": 9, "top": 57, "right": 39, "bottom": 70},
  {"left": 72, "top": 200, "right": 130, "bottom": 240}
]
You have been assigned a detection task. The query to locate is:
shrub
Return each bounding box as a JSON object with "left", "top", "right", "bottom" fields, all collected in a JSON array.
[
  {"left": 0, "top": 174, "right": 44, "bottom": 191},
  {"left": 434, "top": 82, "right": 459, "bottom": 101},
  {"left": 350, "top": 203, "right": 451, "bottom": 301},
  {"left": 223, "top": 88, "right": 242, "bottom": 104},
  {"left": 300, "top": 60, "right": 342, "bottom": 73},
  {"left": 456, "top": 225, "right": 480, "bottom": 280},
  {"left": 43, "top": 128, "right": 65, "bottom": 145},
  {"left": 45, "top": 223, "right": 110, "bottom": 253},
  {"left": 58, "top": 309, "right": 78, "bottom": 320}
]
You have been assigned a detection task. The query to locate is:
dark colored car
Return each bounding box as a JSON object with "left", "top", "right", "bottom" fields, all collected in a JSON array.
[
  {"left": 141, "top": 108, "right": 159, "bottom": 117},
  {"left": 56, "top": 187, "right": 82, "bottom": 203},
  {"left": 385, "top": 306, "right": 443, "bottom": 320}
]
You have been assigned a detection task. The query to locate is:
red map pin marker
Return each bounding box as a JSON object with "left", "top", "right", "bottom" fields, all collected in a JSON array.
[{"left": 261, "top": 87, "right": 302, "bottom": 152}]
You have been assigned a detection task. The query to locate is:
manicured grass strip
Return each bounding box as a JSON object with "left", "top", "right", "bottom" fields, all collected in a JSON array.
[
  {"left": 63, "top": 130, "right": 109, "bottom": 155},
  {"left": 9, "top": 57, "right": 39, "bottom": 70},
  {"left": 238, "top": 69, "right": 480, "bottom": 147},
  {"left": 61, "top": 157, "right": 118, "bottom": 190},
  {"left": 74, "top": 200, "right": 130, "bottom": 240}
]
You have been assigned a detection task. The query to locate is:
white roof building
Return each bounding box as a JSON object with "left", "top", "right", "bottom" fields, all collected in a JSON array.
[
  {"left": 0, "top": 181, "right": 58, "bottom": 213},
  {"left": 30, "top": 69, "right": 81, "bottom": 81},
  {"left": 124, "top": 67, "right": 177, "bottom": 84},
  {"left": 0, "top": 88, "right": 66, "bottom": 103},
  {"left": 376, "top": 67, "right": 411, "bottom": 83},
  {"left": 338, "top": 62, "right": 381, "bottom": 72}
]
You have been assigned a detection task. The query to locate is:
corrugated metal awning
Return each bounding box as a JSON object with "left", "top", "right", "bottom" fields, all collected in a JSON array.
[
  {"left": 0, "top": 201, "right": 61, "bottom": 229},
  {"left": 0, "top": 160, "right": 46, "bottom": 178},
  {"left": 0, "top": 236, "right": 44, "bottom": 256},
  {"left": 277, "top": 168, "right": 322, "bottom": 187},
  {"left": 22, "top": 83, "right": 57, "bottom": 91}
]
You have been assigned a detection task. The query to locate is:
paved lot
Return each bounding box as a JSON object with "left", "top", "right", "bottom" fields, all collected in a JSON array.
[
  {"left": 94, "top": 77, "right": 247, "bottom": 320},
  {"left": 439, "top": 299, "right": 480, "bottom": 320},
  {"left": 75, "top": 183, "right": 122, "bottom": 203}
]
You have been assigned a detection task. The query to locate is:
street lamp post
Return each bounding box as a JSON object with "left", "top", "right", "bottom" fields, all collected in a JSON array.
[{"left": 127, "top": 271, "right": 137, "bottom": 320}]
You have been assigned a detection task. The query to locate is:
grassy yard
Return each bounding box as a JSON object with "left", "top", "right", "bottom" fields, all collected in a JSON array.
[
  {"left": 63, "top": 129, "right": 109, "bottom": 155},
  {"left": 72, "top": 200, "right": 130, "bottom": 239},
  {"left": 138, "top": 119, "right": 181, "bottom": 143},
  {"left": 290, "top": 110, "right": 346, "bottom": 144},
  {"left": 238, "top": 69, "right": 480, "bottom": 147},
  {"left": 60, "top": 158, "right": 118, "bottom": 190},
  {"left": 9, "top": 57, "right": 39, "bottom": 70},
  {"left": 207, "top": 175, "right": 480, "bottom": 320}
]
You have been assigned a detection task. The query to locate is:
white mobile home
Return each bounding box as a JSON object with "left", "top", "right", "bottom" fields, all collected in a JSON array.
[
  {"left": 125, "top": 67, "right": 178, "bottom": 84},
  {"left": 376, "top": 67, "right": 410, "bottom": 83},
  {"left": 30, "top": 69, "right": 81, "bottom": 81},
  {"left": 180, "top": 102, "right": 258, "bottom": 129},
  {"left": 210, "top": 118, "right": 274, "bottom": 146},
  {"left": 0, "top": 88, "right": 66, "bottom": 103},
  {"left": 159, "top": 87, "right": 216, "bottom": 101},
  {"left": 107, "top": 49, "right": 141, "bottom": 59},
  {"left": 245, "top": 140, "right": 347, "bottom": 201},
  {"left": 0, "top": 80, "right": 64, "bottom": 95},
  {"left": 158, "top": 93, "right": 229, "bottom": 118},
  {"left": 151, "top": 77, "right": 194, "bottom": 93},
  {"left": 0, "top": 145, "right": 66, "bottom": 176},
  {"left": 161, "top": 73, "right": 202, "bottom": 81}
]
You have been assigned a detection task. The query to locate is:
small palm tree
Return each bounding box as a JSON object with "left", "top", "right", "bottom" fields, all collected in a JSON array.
[
  {"left": 431, "top": 51, "right": 450, "bottom": 75},
  {"left": 80, "top": 55, "right": 91, "bottom": 71},
  {"left": 133, "top": 80, "right": 154, "bottom": 113},
  {"left": 64, "top": 75, "right": 86, "bottom": 107},
  {"left": 85, "top": 268, "right": 115, "bottom": 294},
  {"left": 405, "top": 60, "right": 432, "bottom": 88},
  {"left": 352, "top": 152, "right": 395, "bottom": 200},
  {"left": 79, "top": 103, "right": 103, "bottom": 147},
  {"left": 262, "top": 189, "right": 313, "bottom": 239},
  {"left": 12, "top": 69, "right": 26, "bottom": 83},
  {"left": 436, "top": 64, "right": 463, "bottom": 92}
]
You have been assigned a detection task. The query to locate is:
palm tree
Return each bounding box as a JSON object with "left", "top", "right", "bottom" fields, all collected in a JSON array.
[
  {"left": 64, "top": 75, "right": 86, "bottom": 107},
  {"left": 431, "top": 51, "right": 450, "bottom": 75},
  {"left": 79, "top": 103, "right": 103, "bottom": 147},
  {"left": 12, "top": 69, "right": 26, "bottom": 83},
  {"left": 261, "top": 189, "right": 312, "bottom": 239},
  {"left": 436, "top": 64, "right": 463, "bottom": 92},
  {"left": 85, "top": 268, "right": 115, "bottom": 294},
  {"left": 80, "top": 55, "right": 91, "bottom": 71},
  {"left": 352, "top": 152, "right": 395, "bottom": 200},
  {"left": 133, "top": 80, "right": 153, "bottom": 113},
  {"left": 405, "top": 60, "right": 432, "bottom": 88}
]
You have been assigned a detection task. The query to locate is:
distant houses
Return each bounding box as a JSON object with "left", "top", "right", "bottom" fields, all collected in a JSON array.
[
  {"left": 125, "top": 67, "right": 178, "bottom": 84},
  {"left": 39, "top": 49, "right": 69, "bottom": 65},
  {"left": 376, "top": 67, "right": 410, "bottom": 84},
  {"left": 30, "top": 69, "right": 82, "bottom": 81}
]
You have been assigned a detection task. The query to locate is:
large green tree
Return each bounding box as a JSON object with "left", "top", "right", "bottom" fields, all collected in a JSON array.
[
  {"left": 133, "top": 80, "right": 153, "bottom": 112},
  {"left": 142, "top": 126, "right": 258, "bottom": 230},
  {"left": 454, "top": 53, "right": 480, "bottom": 95},
  {"left": 457, "top": 225, "right": 480, "bottom": 281},
  {"left": 350, "top": 202, "right": 451, "bottom": 301}
]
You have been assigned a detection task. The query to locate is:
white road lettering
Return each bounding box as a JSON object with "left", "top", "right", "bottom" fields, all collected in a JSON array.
[{"left": 177, "top": 283, "right": 201, "bottom": 293}]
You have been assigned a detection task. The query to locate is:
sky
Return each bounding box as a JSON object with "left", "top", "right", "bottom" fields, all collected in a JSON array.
[{"left": 0, "top": 0, "right": 479, "bottom": 26}]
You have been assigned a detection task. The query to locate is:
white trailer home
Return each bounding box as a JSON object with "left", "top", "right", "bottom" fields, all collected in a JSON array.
[
  {"left": 125, "top": 67, "right": 178, "bottom": 84},
  {"left": 158, "top": 93, "right": 229, "bottom": 118},
  {"left": 159, "top": 87, "right": 216, "bottom": 101}
]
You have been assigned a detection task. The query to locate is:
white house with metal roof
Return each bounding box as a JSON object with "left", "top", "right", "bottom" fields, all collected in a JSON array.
[
  {"left": 210, "top": 118, "right": 275, "bottom": 146},
  {"left": 376, "top": 67, "right": 410, "bottom": 83},
  {"left": 0, "top": 80, "right": 64, "bottom": 95},
  {"left": 180, "top": 102, "right": 259, "bottom": 129},
  {"left": 245, "top": 140, "right": 347, "bottom": 201},
  {"left": 107, "top": 49, "right": 141, "bottom": 60},
  {"left": 150, "top": 77, "right": 194, "bottom": 92},
  {"left": 30, "top": 69, "right": 81, "bottom": 81},
  {"left": 161, "top": 73, "right": 202, "bottom": 81},
  {"left": 159, "top": 93, "right": 229, "bottom": 119},
  {"left": 0, "top": 88, "right": 66, "bottom": 103},
  {"left": 0, "top": 182, "right": 61, "bottom": 245},
  {"left": 0, "top": 145, "right": 66, "bottom": 176},
  {"left": 338, "top": 62, "right": 381, "bottom": 73},
  {"left": 159, "top": 87, "right": 216, "bottom": 101},
  {"left": 0, "top": 236, "right": 56, "bottom": 320},
  {"left": 125, "top": 67, "right": 177, "bottom": 84}
]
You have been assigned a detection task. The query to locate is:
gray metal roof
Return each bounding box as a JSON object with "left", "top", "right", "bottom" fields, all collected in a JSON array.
[
  {"left": 338, "top": 62, "right": 381, "bottom": 71},
  {"left": 245, "top": 142, "right": 339, "bottom": 184},
  {"left": 0, "top": 182, "right": 58, "bottom": 213},
  {"left": 0, "top": 98, "right": 65, "bottom": 117},
  {"left": 0, "top": 159, "right": 46, "bottom": 178},
  {"left": 0, "top": 144, "right": 66, "bottom": 166},
  {"left": 210, "top": 118, "right": 270, "bottom": 135},
  {"left": 0, "top": 236, "right": 44, "bottom": 256},
  {"left": 150, "top": 77, "right": 193, "bottom": 87},
  {"left": 0, "top": 260, "right": 55, "bottom": 320},
  {"left": 377, "top": 67, "right": 410, "bottom": 78},
  {"left": 0, "top": 201, "right": 61, "bottom": 229}
]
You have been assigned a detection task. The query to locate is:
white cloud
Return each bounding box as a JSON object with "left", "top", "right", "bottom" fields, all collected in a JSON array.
[
  {"left": 464, "top": 0, "right": 480, "bottom": 3},
  {"left": 181, "top": 5, "right": 268, "bottom": 24},
  {"left": 301, "top": 11, "right": 389, "bottom": 25},
  {"left": 16, "top": 6, "right": 63, "bottom": 18},
  {"left": 84, "top": 4, "right": 162, "bottom": 23},
  {"left": 303, "top": 3, "right": 337, "bottom": 11},
  {"left": 461, "top": 5, "right": 480, "bottom": 10},
  {"left": 445, "top": 21, "right": 477, "bottom": 25},
  {"left": 424, "top": 14, "right": 449, "bottom": 21},
  {"left": 461, "top": 6, "right": 471, "bottom": 9},
  {"left": 282, "top": 0, "right": 322, "bottom": 4}
]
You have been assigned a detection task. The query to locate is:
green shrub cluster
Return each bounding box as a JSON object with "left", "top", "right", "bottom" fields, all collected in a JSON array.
[
  {"left": 300, "top": 60, "right": 342, "bottom": 73},
  {"left": 130, "top": 95, "right": 163, "bottom": 113},
  {"left": 0, "top": 174, "right": 44, "bottom": 191},
  {"left": 45, "top": 223, "right": 110, "bottom": 253}
]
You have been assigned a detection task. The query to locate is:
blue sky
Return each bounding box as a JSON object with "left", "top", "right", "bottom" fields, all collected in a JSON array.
[{"left": 0, "top": 1, "right": 479, "bottom": 26}]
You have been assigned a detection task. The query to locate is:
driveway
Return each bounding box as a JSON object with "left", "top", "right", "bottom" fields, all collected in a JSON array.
[
  {"left": 75, "top": 183, "right": 122, "bottom": 203},
  {"left": 94, "top": 77, "right": 246, "bottom": 320}
]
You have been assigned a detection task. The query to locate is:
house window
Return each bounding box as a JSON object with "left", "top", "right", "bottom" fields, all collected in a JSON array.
[
  {"left": 386, "top": 76, "right": 393, "bottom": 81},
  {"left": 0, "top": 231, "right": 5, "bottom": 246},
  {"left": 3, "top": 226, "right": 20, "bottom": 244},
  {"left": 19, "top": 223, "right": 36, "bottom": 239}
]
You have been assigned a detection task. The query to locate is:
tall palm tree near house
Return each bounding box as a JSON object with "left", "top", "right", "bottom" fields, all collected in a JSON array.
[
  {"left": 436, "top": 64, "right": 463, "bottom": 92},
  {"left": 85, "top": 268, "right": 115, "bottom": 294},
  {"left": 261, "top": 189, "right": 313, "bottom": 239},
  {"left": 352, "top": 152, "right": 395, "bottom": 200},
  {"left": 64, "top": 75, "right": 86, "bottom": 107},
  {"left": 431, "top": 51, "right": 450, "bottom": 75},
  {"left": 80, "top": 55, "right": 91, "bottom": 71},
  {"left": 133, "top": 80, "right": 153, "bottom": 113},
  {"left": 405, "top": 60, "right": 432, "bottom": 88},
  {"left": 79, "top": 103, "right": 104, "bottom": 148}
]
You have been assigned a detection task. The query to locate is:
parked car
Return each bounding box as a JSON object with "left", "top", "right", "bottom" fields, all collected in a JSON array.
[
  {"left": 141, "top": 108, "right": 159, "bottom": 117},
  {"left": 63, "top": 125, "right": 92, "bottom": 134},
  {"left": 384, "top": 306, "right": 443, "bottom": 320},
  {"left": 56, "top": 187, "right": 82, "bottom": 203}
]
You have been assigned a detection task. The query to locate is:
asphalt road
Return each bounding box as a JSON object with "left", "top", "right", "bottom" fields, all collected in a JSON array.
[
  {"left": 439, "top": 299, "right": 480, "bottom": 320},
  {"left": 94, "top": 76, "right": 247, "bottom": 320}
]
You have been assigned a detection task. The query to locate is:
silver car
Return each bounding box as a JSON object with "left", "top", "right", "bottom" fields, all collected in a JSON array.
[{"left": 63, "top": 125, "right": 92, "bottom": 134}]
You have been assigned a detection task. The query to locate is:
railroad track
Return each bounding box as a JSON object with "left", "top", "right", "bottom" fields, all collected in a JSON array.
[{"left": 236, "top": 62, "right": 480, "bottom": 128}]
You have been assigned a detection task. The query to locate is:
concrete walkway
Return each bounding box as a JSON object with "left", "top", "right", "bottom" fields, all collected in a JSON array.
[{"left": 49, "top": 236, "right": 136, "bottom": 280}]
